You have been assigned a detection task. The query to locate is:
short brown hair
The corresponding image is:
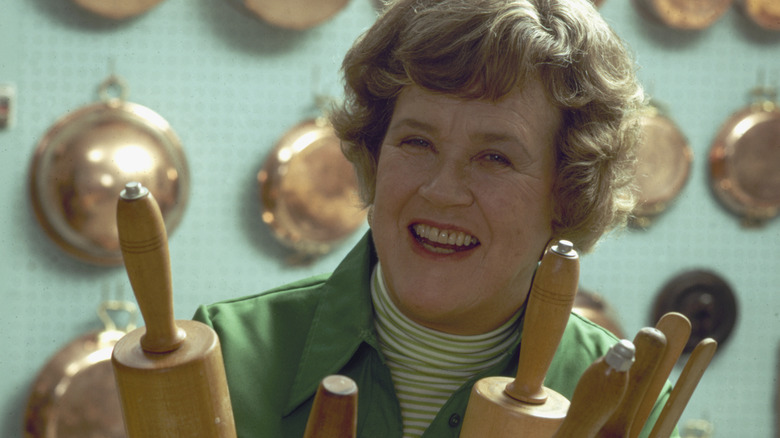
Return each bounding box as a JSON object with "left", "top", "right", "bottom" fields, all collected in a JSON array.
[{"left": 330, "top": 0, "right": 645, "bottom": 252}]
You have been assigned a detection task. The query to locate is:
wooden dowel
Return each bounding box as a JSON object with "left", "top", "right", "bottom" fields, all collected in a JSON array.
[
  {"left": 303, "top": 375, "right": 358, "bottom": 438},
  {"left": 598, "top": 327, "right": 667, "bottom": 438},
  {"left": 648, "top": 338, "right": 718, "bottom": 438},
  {"left": 629, "top": 312, "right": 691, "bottom": 438},
  {"left": 553, "top": 340, "right": 635, "bottom": 438}
]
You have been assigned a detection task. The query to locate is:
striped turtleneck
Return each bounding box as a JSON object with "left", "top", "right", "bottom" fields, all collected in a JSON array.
[{"left": 370, "top": 263, "right": 522, "bottom": 437}]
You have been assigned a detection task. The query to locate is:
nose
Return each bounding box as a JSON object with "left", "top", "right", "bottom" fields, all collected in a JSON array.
[{"left": 418, "top": 161, "right": 473, "bottom": 207}]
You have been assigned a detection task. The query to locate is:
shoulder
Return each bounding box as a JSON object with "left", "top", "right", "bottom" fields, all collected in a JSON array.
[{"left": 194, "top": 273, "right": 331, "bottom": 328}]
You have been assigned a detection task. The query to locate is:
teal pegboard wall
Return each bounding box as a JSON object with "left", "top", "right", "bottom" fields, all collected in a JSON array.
[{"left": 0, "top": 0, "right": 778, "bottom": 436}]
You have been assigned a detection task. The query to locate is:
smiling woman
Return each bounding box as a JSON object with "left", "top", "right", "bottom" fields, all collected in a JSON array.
[
  {"left": 371, "top": 83, "right": 559, "bottom": 336},
  {"left": 193, "top": 1, "right": 674, "bottom": 437}
]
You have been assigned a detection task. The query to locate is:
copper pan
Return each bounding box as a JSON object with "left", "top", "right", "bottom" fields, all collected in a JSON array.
[
  {"left": 71, "top": 0, "right": 166, "bottom": 20},
  {"left": 257, "top": 117, "right": 366, "bottom": 261},
  {"left": 241, "top": 0, "right": 350, "bottom": 30},
  {"left": 709, "top": 87, "right": 780, "bottom": 226},
  {"left": 633, "top": 0, "right": 733, "bottom": 30},
  {"left": 631, "top": 103, "right": 693, "bottom": 228},
  {"left": 738, "top": 0, "right": 780, "bottom": 31},
  {"left": 29, "top": 75, "right": 189, "bottom": 266},
  {"left": 23, "top": 300, "right": 138, "bottom": 438}
]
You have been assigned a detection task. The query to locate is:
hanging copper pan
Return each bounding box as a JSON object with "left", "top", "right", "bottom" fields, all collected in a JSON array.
[
  {"left": 738, "top": 0, "right": 780, "bottom": 31},
  {"left": 633, "top": 0, "right": 733, "bottom": 30},
  {"left": 631, "top": 104, "right": 693, "bottom": 228},
  {"left": 257, "top": 117, "right": 366, "bottom": 260},
  {"left": 71, "top": 0, "right": 166, "bottom": 20},
  {"left": 241, "top": 0, "right": 350, "bottom": 30},
  {"left": 709, "top": 88, "right": 780, "bottom": 225},
  {"left": 29, "top": 75, "right": 189, "bottom": 266},
  {"left": 24, "top": 300, "right": 138, "bottom": 438}
]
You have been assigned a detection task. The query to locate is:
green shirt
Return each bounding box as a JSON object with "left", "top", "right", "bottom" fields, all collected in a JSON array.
[{"left": 194, "top": 231, "right": 676, "bottom": 437}]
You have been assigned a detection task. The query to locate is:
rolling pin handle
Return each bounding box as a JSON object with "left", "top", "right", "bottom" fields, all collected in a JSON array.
[
  {"left": 504, "top": 239, "right": 579, "bottom": 405},
  {"left": 118, "top": 181, "right": 186, "bottom": 354}
]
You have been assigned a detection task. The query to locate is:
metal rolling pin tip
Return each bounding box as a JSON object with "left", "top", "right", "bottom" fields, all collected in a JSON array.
[
  {"left": 552, "top": 239, "right": 575, "bottom": 256},
  {"left": 606, "top": 339, "right": 636, "bottom": 372},
  {"left": 121, "top": 181, "right": 149, "bottom": 200}
]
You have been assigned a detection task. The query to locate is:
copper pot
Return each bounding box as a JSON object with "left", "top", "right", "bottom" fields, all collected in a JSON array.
[
  {"left": 242, "top": 0, "right": 350, "bottom": 30},
  {"left": 739, "top": 0, "right": 780, "bottom": 31},
  {"left": 29, "top": 75, "right": 189, "bottom": 266},
  {"left": 71, "top": 0, "right": 166, "bottom": 20},
  {"left": 257, "top": 117, "right": 366, "bottom": 261},
  {"left": 634, "top": 0, "right": 733, "bottom": 30},
  {"left": 24, "top": 300, "right": 138, "bottom": 438},
  {"left": 709, "top": 87, "right": 780, "bottom": 225},
  {"left": 631, "top": 104, "right": 693, "bottom": 228}
]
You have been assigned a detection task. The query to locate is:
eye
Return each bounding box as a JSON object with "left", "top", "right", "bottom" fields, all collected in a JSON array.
[
  {"left": 478, "top": 152, "right": 513, "bottom": 168},
  {"left": 400, "top": 137, "right": 434, "bottom": 151}
]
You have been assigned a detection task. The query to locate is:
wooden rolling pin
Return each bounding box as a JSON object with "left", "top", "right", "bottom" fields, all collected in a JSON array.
[
  {"left": 648, "top": 338, "right": 717, "bottom": 438},
  {"left": 459, "top": 240, "right": 579, "bottom": 438},
  {"left": 598, "top": 327, "right": 667, "bottom": 438},
  {"left": 552, "top": 339, "right": 635, "bottom": 438},
  {"left": 111, "top": 182, "right": 237, "bottom": 437},
  {"left": 629, "top": 312, "right": 691, "bottom": 438},
  {"left": 303, "top": 375, "right": 358, "bottom": 438}
]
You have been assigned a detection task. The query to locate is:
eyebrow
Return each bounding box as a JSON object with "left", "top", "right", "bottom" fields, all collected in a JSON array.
[
  {"left": 388, "top": 117, "right": 529, "bottom": 156},
  {"left": 388, "top": 118, "right": 439, "bottom": 135}
]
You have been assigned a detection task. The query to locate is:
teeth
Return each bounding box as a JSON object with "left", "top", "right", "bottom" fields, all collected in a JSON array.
[{"left": 412, "top": 224, "right": 479, "bottom": 247}]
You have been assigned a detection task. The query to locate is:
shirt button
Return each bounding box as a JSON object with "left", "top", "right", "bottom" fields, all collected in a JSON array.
[{"left": 448, "top": 414, "right": 461, "bottom": 428}]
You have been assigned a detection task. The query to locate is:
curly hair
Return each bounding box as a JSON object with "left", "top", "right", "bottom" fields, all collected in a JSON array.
[{"left": 329, "top": 0, "right": 645, "bottom": 252}]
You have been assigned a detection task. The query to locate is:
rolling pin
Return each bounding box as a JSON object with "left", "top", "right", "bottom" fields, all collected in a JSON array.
[
  {"left": 629, "top": 312, "right": 691, "bottom": 438},
  {"left": 648, "top": 338, "right": 717, "bottom": 438},
  {"left": 303, "top": 375, "right": 358, "bottom": 438},
  {"left": 598, "top": 327, "right": 667, "bottom": 438},
  {"left": 552, "top": 339, "right": 635, "bottom": 438},
  {"left": 111, "top": 182, "right": 237, "bottom": 437},
  {"left": 459, "top": 240, "right": 579, "bottom": 438}
]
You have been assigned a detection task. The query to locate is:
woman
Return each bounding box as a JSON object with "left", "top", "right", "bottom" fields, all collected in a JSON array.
[{"left": 195, "top": 0, "right": 675, "bottom": 436}]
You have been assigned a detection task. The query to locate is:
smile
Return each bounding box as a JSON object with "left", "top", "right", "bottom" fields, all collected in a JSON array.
[{"left": 410, "top": 223, "right": 480, "bottom": 254}]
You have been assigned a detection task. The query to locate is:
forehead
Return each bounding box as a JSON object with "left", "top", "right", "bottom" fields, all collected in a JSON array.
[{"left": 390, "top": 79, "right": 561, "bottom": 141}]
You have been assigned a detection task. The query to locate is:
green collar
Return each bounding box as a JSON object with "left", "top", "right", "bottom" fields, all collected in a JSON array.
[{"left": 283, "top": 231, "right": 380, "bottom": 415}]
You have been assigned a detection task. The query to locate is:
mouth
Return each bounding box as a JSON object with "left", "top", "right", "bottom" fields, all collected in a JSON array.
[{"left": 410, "top": 223, "right": 481, "bottom": 254}]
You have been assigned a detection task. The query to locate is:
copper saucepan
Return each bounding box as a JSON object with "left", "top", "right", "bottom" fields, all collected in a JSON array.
[
  {"left": 631, "top": 103, "right": 693, "bottom": 228},
  {"left": 29, "top": 75, "right": 190, "bottom": 266},
  {"left": 70, "top": 0, "right": 166, "bottom": 20},
  {"left": 633, "top": 0, "right": 733, "bottom": 30},
  {"left": 240, "top": 0, "right": 350, "bottom": 30},
  {"left": 257, "top": 117, "right": 366, "bottom": 261},
  {"left": 709, "top": 87, "right": 780, "bottom": 226},
  {"left": 24, "top": 300, "right": 138, "bottom": 438},
  {"left": 738, "top": 0, "right": 780, "bottom": 31}
]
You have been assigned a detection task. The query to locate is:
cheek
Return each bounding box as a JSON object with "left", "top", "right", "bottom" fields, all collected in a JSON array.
[
  {"left": 477, "top": 178, "right": 554, "bottom": 247},
  {"left": 375, "top": 151, "right": 424, "bottom": 196}
]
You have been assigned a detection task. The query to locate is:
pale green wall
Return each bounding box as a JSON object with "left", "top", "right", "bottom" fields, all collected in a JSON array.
[{"left": 1, "top": 0, "right": 778, "bottom": 436}]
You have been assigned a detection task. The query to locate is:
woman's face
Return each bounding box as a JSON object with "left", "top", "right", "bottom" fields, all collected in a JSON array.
[{"left": 371, "top": 79, "right": 561, "bottom": 335}]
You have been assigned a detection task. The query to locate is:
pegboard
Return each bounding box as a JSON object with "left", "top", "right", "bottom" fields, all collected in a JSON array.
[{"left": 0, "top": 0, "right": 778, "bottom": 436}]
